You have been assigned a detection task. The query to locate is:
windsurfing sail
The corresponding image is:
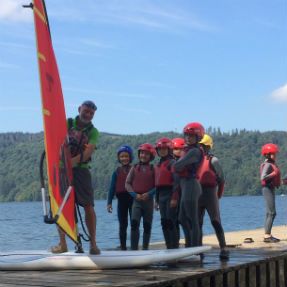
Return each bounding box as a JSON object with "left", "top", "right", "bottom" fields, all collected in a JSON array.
[{"left": 31, "top": 0, "right": 78, "bottom": 243}]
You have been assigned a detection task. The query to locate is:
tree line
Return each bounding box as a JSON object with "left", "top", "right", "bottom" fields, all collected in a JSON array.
[{"left": 0, "top": 128, "right": 287, "bottom": 202}]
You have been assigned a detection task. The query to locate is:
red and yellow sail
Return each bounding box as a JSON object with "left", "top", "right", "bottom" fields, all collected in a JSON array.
[{"left": 33, "top": 0, "right": 78, "bottom": 242}]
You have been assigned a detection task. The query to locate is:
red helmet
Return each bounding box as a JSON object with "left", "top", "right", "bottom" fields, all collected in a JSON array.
[
  {"left": 138, "top": 143, "right": 156, "bottom": 160},
  {"left": 171, "top": 138, "right": 185, "bottom": 149},
  {"left": 261, "top": 143, "right": 279, "bottom": 156},
  {"left": 155, "top": 137, "right": 172, "bottom": 149},
  {"left": 183, "top": 122, "right": 205, "bottom": 141}
]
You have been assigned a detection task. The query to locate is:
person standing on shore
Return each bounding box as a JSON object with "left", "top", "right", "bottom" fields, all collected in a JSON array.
[
  {"left": 107, "top": 145, "right": 134, "bottom": 250},
  {"left": 154, "top": 137, "right": 178, "bottom": 249},
  {"left": 51, "top": 100, "right": 100, "bottom": 255},
  {"left": 260, "top": 143, "right": 281, "bottom": 243},
  {"left": 173, "top": 122, "right": 204, "bottom": 247},
  {"left": 125, "top": 143, "right": 156, "bottom": 250},
  {"left": 171, "top": 137, "right": 185, "bottom": 246},
  {"left": 198, "top": 134, "right": 229, "bottom": 260}
]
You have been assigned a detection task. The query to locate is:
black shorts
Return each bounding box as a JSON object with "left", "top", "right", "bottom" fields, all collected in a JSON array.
[{"left": 73, "top": 167, "right": 94, "bottom": 207}]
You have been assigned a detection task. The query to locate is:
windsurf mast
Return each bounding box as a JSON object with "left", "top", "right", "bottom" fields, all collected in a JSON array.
[{"left": 27, "top": 0, "right": 80, "bottom": 245}]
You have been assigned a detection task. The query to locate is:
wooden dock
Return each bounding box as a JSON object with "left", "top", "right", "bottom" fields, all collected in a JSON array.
[{"left": 1, "top": 225, "right": 287, "bottom": 287}]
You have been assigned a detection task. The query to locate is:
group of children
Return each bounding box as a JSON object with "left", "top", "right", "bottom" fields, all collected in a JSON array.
[
  {"left": 107, "top": 122, "right": 229, "bottom": 260},
  {"left": 106, "top": 122, "right": 287, "bottom": 261}
]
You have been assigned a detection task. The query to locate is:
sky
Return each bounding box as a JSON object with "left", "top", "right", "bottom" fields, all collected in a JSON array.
[{"left": 0, "top": 0, "right": 286, "bottom": 135}]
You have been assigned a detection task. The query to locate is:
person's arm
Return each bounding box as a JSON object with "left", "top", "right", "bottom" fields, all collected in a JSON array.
[
  {"left": 170, "top": 164, "right": 179, "bottom": 206},
  {"left": 107, "top": 171, "right": 117, "bottom": 212},
  {"left": 147, "top": 187, "right": 156, "bottom": 199},
  {"left": 71, "top": 128, "right": 99, "bottom": 167},
  {"left": 125, "top": 166, "right": 137, "bottom": 198},
  {"left": 261, "top": 163, "right": 275, "bottom": 181},
  {"left": 211, "top": 157, "right": 225, "bottom": 198},
  {"left": 174, "top": 148, "right": 201, "bottom": 172}
]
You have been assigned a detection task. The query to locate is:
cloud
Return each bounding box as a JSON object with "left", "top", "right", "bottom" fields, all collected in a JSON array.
[
  {"left": 79, "top": 39, "right": 114, "bottom": 49},
  {"left": 46, "top": 0, "right": 216, "bottom": 33},
  {"left": 0, "top": 0, "right": 32, "bottom": 23},
  {"left": 271, "top": 83, "right": 287, "bottom": 102}
]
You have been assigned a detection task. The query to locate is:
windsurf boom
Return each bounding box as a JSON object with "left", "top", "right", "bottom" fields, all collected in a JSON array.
[{"left": 31, "top": 0, "right": 79, "bottom": 244}]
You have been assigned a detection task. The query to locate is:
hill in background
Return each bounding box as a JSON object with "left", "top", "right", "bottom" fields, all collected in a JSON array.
[{"left": 1, "top": 128, "right": 287, "bottom": 202}]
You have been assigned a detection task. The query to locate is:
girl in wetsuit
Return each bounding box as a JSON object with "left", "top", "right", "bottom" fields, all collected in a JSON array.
[
  {"left": 174, "top": 122, "right": 204, "bottom": 247},
  {"left": 125, "top": 143, "right": 156, "bottom": 250},
  {"left": 260, "top": 143, "right": 281, "bottom": 243},
  {"left": 107, "top": 145, "right": 134, "bottom": 250}
]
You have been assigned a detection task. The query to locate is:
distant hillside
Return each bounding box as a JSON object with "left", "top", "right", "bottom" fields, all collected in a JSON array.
[{"left": 1, "top": 129, "right": 287, "bottom": 202}]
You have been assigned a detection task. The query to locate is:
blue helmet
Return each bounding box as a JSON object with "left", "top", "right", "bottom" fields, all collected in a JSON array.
[{"left": 117, "top": 145, "right": 133, "bottom": 163}]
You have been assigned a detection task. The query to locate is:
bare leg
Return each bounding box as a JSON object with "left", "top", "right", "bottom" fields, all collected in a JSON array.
[
  {"left": 84, "top": 205, "right": 100, "bottom": 254},
  {"left": 51, "top": 227, "right": 68, "bottom": 253}
]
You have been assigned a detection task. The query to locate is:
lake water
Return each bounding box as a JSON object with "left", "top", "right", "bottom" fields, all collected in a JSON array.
[{"left": 0, "top": 196, "right": 287, "bottom": 252}]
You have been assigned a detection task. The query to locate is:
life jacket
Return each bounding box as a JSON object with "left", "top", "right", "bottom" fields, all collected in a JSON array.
[
  {"left": 115, "top": 165, "right": 131, "bottom": 194},
  {"left": 155, "top": 158, "right": 173, "bottom": 187},
  {"left": 132, "top": 164, "right": 155, "bottom": 194},
  {"left": 197, "top": 154, "right": 217, "bottom": 187},
  {"left": 260, "top": 162, "right": 281, "bottom": 188},
  {"left": 67, "top": 117, "right": 94, "bottom": 162},
  {"left": 176, "top": 145, "right": 203, "bottom": 179}
]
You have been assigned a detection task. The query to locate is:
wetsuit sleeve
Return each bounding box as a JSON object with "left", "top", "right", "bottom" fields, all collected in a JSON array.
[
  {"left": 211, "top": 157, "right": 225, "bottom": 184},
  {"left": 171, "top": 164, "right": 180, "bottom": 200},
  {"left": 148, "top": 187, "right": 156, "bottom": 199},
  {"left": 260, "top": 163, "right": 275, "bottom": 181},
  {"left": 107, "top": 171, "right": 117, "bottom": 205},
  {"left": 210, "top": 156, "right": 225, "bottom": 198},
  {"left": 174, "top": 147, "right": 202, "bottom": 172},
  {"left": 125, "top": 166, "right": 137, "bottom": 198}
]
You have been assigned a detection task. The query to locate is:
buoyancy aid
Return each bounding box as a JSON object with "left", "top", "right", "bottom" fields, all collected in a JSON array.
[
  {"left": 197, "top": 154, "right": 217, "bottom": 187},
  {"left": 67, "top": 117, "right": 94, "bottom": 161},
  {"left": 115, "top": 165, "right": 132, "bottom": 194},
  {"left": 132, "top": 164, "right": 155, "bottom": 194},
  {"left": 176, "top": 145, "right": 203, "bottom": 179},
  {"left": 155, "top": 158, "right": 173, "bottom": 187},
  {"left": 260, "top": 162, "right": 281, "bottom": 188}
]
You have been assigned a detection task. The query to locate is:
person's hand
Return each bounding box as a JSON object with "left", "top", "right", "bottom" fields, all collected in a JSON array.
[
  {"left": 154, "top": 202, "right": 159, "bottom": 211},
  {"left": 107, "top": 204, "right": 113, "bottom": 213},
  {"left": 141, "top": 193, "right": 149, "bottom": 201},
  {"left": 170, "top": 199, "right": 177, "bottom": 208},
  {"left": 136, "top": 194, "right": 142, "bottom": 201}
]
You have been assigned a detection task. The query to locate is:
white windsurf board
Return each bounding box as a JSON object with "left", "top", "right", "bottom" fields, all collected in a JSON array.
[{"left": 0, "top": 246, "right": 211, "bottom": 270}]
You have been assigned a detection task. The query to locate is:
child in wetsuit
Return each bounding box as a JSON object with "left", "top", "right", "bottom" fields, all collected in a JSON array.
[
  {"left": 198, "top": 134, "right": 229, "bottom": 260},
  {"left": 107, "top": 145, "right": 134, "bottom": 250},
  {"left": 174, "top": 122, "right": 204, "bottom": 248},
  {"left": 125, "top": 143, "right": 156, "bottom": 250},
  {"left": 154, "top": 138, "right": 178, "bottom": 249},
  {"left": 260, "top": 143, "right": 281, "bottom": 243}
]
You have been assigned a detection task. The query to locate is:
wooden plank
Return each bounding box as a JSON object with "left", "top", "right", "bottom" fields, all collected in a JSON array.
[
  {"left": 259, "top": 262, "right": 267, "bottom": 287},
  {"left": 248, "top": 265, "right": 256, "bottom": 287},
  {"left": 226, "top": 271, "right": 235, "bottom": 287},
  {"left": 269, "top": 261, "right": 276, "bottom": 287},
  {"left": 237, "top": 268, "right": 246, "bottom": 287},
  {"left": 200, "top": 276, "right": 210, "bottom": 287},
  {"left": 214, "top": 273, "right": 223, "bottom": 287},
  {"left": 277, "top": 259, "right": 285, "bottom": 287}
]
